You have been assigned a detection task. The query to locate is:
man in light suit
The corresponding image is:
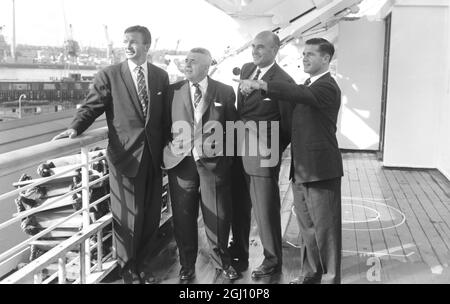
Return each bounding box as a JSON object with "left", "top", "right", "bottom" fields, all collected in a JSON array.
[
  {"left": 53, "top": 25, "right": 169, "bottom": 284},
  {"left": 229, "top": 31, "right": 294, "bottom": 279},
  {"left": 238, "top": 38, "right": 343, "bottom": 284},
  {"left": 163, "top": 48, "right": 239, "bottom": 281}
]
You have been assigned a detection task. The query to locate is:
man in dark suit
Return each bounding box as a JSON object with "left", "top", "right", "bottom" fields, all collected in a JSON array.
[
  {"left": 53, "top": 26, "right": 169, "bottom": 284},
  {"left": 238, "top": 38, "right": 343, "bottom": 284},
  {"left": 163, "top": 48, "right": 239, "bottom": 281},
  {"left": 229, "top": 31, "right": 294, "bottom": 279}
]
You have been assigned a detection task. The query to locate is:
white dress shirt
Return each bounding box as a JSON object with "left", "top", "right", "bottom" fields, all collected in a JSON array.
[
  {"left": 309, "top": 70, "right": 330, "bottom": 86},
  {"left": 127, "top": 60, "right": 150, "bottom": 99},
  {"left": 250, "top": 61, "right": 275, "bottom": 80},
  {"left": 189, "top": 77, "right": 208, "bottom": 123}
]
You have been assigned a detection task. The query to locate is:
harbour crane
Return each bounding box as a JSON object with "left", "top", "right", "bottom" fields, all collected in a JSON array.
[
  {"left": 103, "top": 25, "right": 114, "bottom": 64},
  {"left": 64, "top": 24, "right": 80, "bottom": 59},
  {"left": 62, "top": 0, "right": 80, "bottom": 75}
]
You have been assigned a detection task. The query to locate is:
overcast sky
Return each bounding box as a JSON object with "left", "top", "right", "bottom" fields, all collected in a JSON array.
[{"left": 0, "top": 0, "right": 245, "bottom": 56}]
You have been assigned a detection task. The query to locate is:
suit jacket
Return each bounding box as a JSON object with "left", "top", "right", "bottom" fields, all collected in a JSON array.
[
  {"left": 266, "top": 72, "right": 343, "bottom": 183},
  {"left": 163, "top": 77, "right": 237, "bottom": 175},
  {"left": 237, "top": 62, "right": 294, "bottom": 177},
  {"left": 70, "top": 61, "right": 170, "bottom": 177}
]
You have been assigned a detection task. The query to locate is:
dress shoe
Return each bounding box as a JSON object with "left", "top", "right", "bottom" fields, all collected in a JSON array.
[
  {"left": 179, "top": 267, "right": 196, "bottom": 281},
  {"left": 290, "top": 275, "right": 321, "bottom": 284},
  {"left": 221, "top": 265, "right": 240, "bottom": 280},
  {"left": 139, "top": 271, "right": 157, "bottom": 284},
  {"left": 251, "top": 264, "right": 281, "bottom": 279},
  {"left": 231, "top": 258, "right": 249, "bottom": 272}
]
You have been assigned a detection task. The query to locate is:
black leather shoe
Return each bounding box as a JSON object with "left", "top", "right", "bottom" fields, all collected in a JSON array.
[
  {"left": 222, "top": 265, "right": 240, "bottom": 280},
  {"left": 179, "top": 267, "right": 196, "bottom": 281},
  {"left": 231, "top": 258, "right": 249, "bottom": 272},
  {"left": 251, "top": 264, "right": 281, "bottom": 279},
  {"left": 290, "top": 275, "right": 321, "bottom": 284},
  {"left": 139, "top": 271, "right": 157, "bottom": 284}
]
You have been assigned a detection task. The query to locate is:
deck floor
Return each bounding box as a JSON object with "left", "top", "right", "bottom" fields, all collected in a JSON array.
[{"left": 103, "top": 152, "right": 450, "bottom": 284}]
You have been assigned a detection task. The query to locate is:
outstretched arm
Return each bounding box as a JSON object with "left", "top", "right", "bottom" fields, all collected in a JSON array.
[
  {"left": 234, "top": 79, "right": 337, "bottom": 109},
  {"left": 69, "top": 70, "right": 111, "bottom": 136}
]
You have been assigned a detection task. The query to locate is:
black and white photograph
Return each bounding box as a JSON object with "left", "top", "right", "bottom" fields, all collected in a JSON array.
[{"left": 0, "top": 0, "right": 449, "bottom": 293}]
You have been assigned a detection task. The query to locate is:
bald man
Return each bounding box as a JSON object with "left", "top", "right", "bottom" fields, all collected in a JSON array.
[
  {"left": 163, "top": 48, "right": 239, "bottom": 281},
  {"left": 229, "top": 31, "right": 294, "bottom": 279}
]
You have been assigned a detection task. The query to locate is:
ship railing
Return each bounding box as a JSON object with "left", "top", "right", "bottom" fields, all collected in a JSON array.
[{"left": 0, "top": 127, "right": 169, "bottom": 284}]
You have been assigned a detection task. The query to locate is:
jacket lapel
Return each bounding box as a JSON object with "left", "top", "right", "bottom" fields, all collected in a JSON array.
[
  {"left": 311, "top": 72, "right": 331, "bottom": 86},
  {"left": 198, "top": 76, "right": 215, "bottom": 121},
  {"left": 238, "top": 64, "right": 258, "bottom": 106},
  {"left": 242, "top": 64, "right": 257, "bottom": 80},
  {"left": 176, "top": 80, "right": 194, "bottom": 119},
  {"left": 261, "top": 62, "right": 278, "bottom": 82},
  {"left": 120, "top": 61, "right": 145, "bottom": 122},
  {"left": 146, "top": 63, "right": 158, "bottom": 125}
]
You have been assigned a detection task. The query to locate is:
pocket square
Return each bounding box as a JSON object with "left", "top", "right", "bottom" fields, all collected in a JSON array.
[
  {"left": 214, "top": 102, "right": 222, "bottom": 107},
  {"left": 262, "top": 98, "right": 271, "bottom": 101},
  {"left": 157, "top": 91, "right": 162, "bottom": 95}
]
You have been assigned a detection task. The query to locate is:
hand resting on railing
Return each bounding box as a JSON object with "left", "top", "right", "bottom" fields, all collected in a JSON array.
[{"left": 52, "top": 128, "right": 78, "bottom": 140}]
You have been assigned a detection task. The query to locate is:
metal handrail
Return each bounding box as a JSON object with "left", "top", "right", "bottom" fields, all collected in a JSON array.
[
  {"left": 0, "top": 126, "right": 171, "bottom": 284},
  {"left": 0, "top": 127, "right": 108, "bottom": 177},
  {"left": 0, "top": 127, "right": 112, "bottom": 284},
  {"left": 1, "top": 213, "right": 113, "bottom": 284}
]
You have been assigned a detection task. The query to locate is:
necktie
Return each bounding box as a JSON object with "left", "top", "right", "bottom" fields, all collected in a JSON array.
[
  {"left": 193, "top": 83, "right": 202, "bottom": 109},
  {"left": 253, "top": 69, "right": 262, "bottom": 80},
  {"left": 136, "top": 66, "right": 149, "bottom": 117},
  {"left": 304, "top": 78, "right": 311, "bottom": 86}
]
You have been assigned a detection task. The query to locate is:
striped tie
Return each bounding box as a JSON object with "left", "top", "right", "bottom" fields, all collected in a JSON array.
[
  {"left": 253, "top": 69, "right": 261, "bottom": 80},
  {"left": 136, "top": 66, "right": 149, "bottom": 117},
  {"left": 193, "top": 83, "right": 202, "bottom": 109}
]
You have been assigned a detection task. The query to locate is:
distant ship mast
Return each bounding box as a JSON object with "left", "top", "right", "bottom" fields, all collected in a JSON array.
[{"left": 11, "top": 0, "right": 16, "bottom": 62}]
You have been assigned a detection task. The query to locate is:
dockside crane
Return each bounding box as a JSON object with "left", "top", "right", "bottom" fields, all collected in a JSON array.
[
  {"left": 103, "top": 25, "right": 114, "bottom": 64},
  {"left": 64, "top": 24, "right": 80, "bottom": 59},
  {"left": 62, "top": 0, "right": 80, "bottom": 75}
]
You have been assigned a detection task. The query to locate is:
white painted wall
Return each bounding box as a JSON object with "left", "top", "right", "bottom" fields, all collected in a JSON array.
[
  {"left": 383, "top": 4, "right": 448, "bottom": 168},
  {"left": 437, "top": 5, "right": 450, "bottom": 180},
  {"left": 336, "top": 18, "right": 385, "bottom": 150}
]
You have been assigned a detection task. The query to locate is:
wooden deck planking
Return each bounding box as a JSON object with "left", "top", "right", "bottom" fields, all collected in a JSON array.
[
  {"left": 405, "top": 171, "right": 450, "bottom": 261},
  {"left": 348, "top": 154, "right": 374, "bottom": 278},
  {"left": 358, "top": 153, "right": 402, "bottom": 282},
  {"left": 389, "top": 170, "right": 444, "bottom": 269},
  {"left": 380, "top": 168, "right": 428, "bottom": 263},
  {"left": 356, "top": 154, "right": 390, "bottom": 254},
  {"left": 419, "top": 171, "right": 450, "bottom": 220},
  {"left": 417, "top": 171, "right": 450, "bottom": 252},
  {"left": 428, "top": 170, "right": 450, "bottom": 199},
  {"left": 103, "top": 152, "right": 450, "bottom": 284},
  {"left": 341, "top": 154, "right": 362, "bottom": 282},
  {"left": 398, "top": 170, "right": 450, "bottom": 266},
  {"left": 367, "top": 156, "right": 421, "bottom": 264}
]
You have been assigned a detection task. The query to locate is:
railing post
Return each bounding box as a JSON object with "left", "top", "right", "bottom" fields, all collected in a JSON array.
[
  {"left": 80, "top": 147, "right": 91, "bottom": 281},
  {"left": 79, "top": 243, "right": 86, "bottom": 284},
  {"left": 34, "top": 272, "right": 42, "bottom": 284},
  {"left": 97, "top": 230, "right": 103, "bottom": 271},
  {"left": 112, "top": 244, "right": 117, "bottom": 260},
  {"left": 58, "top": 257, "right": 66, "bottom": 284}
]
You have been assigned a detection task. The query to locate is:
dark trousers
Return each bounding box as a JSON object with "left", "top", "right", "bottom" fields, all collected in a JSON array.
[
  {"left": 230, "top": 159, "right": 282, "bottom": 267},
  {"left": 168, "top": 156, "right": 232, "bottom": 270},
  {"left": 292, "top": 177, "right": 342, "bottom": 284},
  {"left": 109, "top": 144, "right": 162, "bottom": 272}
]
